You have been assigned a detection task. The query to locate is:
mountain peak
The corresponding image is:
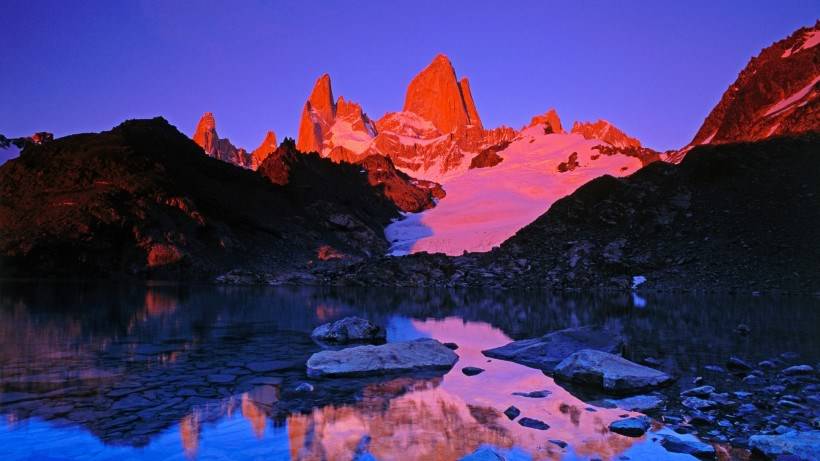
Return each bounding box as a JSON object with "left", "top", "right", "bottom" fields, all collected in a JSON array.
[
  {"left": 685, "top": 21, "right": 819, "bottom": 149},
  {"left": 251, "top": 130, "right": 278, "bottom": 170},
  {"left": 403, "top": 54, "right": 482, "bottom": 133},
  {"left": 297, "top": 74, "right": 338, "bottom": 153},
  {"left": 307, "top": 73, "right": 336, "bottom": 122},
  {"left": 571, "top": 119, "right": 641, "bottom": 148},
  {"left": 528, "top": 109, "right": 564, "bottom": 134}
]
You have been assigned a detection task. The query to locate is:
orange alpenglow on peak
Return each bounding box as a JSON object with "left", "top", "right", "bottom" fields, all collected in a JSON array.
[
  {"left": 528, "top": 109, "right": 564, "bottom": 134},
  {"left": 297, "top": 73, "right": 337, "bottom": 153},
  {"left": 571, "top": 119, "right": 641, "bottom": 148},
  {"left": 403, "top": 54, "right": 484, "bottom": 133},
  {"left": 192, "top": 112, "right": 218, "bottom": 153},
  {"left": 251, "top": 130, "right": 278, "bottom": 169}
]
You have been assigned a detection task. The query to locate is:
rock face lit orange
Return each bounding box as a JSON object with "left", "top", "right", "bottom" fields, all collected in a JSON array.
[
  {"left": 250, "top": 130, "right": 278, "bottom": 169},
  {"left": 528, "top": 109, "right": 565, "bottom": 134},
  {"left": 403, "top": 54, "right": 482, "bottom": 133},
  {"left": 571, "top": 120, "right": 641, "bottom": 148},
  {"left": 297, "top": 74, "right": 336, "bottom": 153}
]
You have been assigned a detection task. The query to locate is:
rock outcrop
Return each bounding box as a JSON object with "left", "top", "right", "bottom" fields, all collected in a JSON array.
[
  {"left": 250, "top": 130, "right": 277, "bottom": 170},
  {"left": 528, "top": 109, "right": 564, "bottom": 134},
  {"left": 192, "top": 112, "right": 259, "bottom": 169},
  {"left": 571, "top": 120, "right": 641, "bottom": 148},
  {"left": 0, "top": 119, "right": 401, "bottom": 278}
]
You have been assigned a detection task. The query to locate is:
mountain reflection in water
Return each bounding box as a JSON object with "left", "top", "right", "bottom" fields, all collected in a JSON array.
[{"left": 0, "top": 282, "right": 817, "bottom": 460}]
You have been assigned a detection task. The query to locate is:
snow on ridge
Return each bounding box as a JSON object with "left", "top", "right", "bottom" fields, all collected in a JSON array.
[
  {"left": 763, "top": 75, "right": 820, "bottom": 117},
  {"left": 385, "top": 126, "right": 643, "bottom": 256},
  {"left": 782, "top": 30, "right": 820, "bottom": 58}
]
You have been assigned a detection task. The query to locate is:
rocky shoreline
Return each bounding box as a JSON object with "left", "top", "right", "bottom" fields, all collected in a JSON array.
[{"left": 299, "top": 317, "right": 820, "bottom": 460}]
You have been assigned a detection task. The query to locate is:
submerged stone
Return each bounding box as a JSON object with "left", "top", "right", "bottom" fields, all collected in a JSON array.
[
  {"left": 609, "top": 416, "right": 651, "bottom": 437},
  {"left": 306, "top": 338, "right": 458, "bottom": 378},
  {"left": 518, "top": 417, "right": 550, "bottom": 430},
  {"left": 458, "top": 446, "right": 506, "bottom": 461},
  {"left": 554, "top": 349, "right": 674, "bottom": 394},
  {"left": 462, "top": 367, "right": 485, "bottom": 376},
  {"left": 503, "top": 406, "right": 520, "bottom": 420},
  {"left": 604, "top": 394, "right": 664, "bottom": 411},
  {"left": 481, "top": 326, "right": 623, "bottom": 372},
  {"left": 660, "top": 435, "right": 716, "bottom": 459}
]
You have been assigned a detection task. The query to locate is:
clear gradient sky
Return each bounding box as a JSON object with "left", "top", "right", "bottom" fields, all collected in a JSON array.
[{"left": 1, "top": 0, "right": 816, "bottom": 159}]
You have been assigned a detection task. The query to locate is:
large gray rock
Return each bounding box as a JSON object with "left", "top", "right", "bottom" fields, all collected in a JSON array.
[
  {"left": 749, "top": 431, "right": 820, "bottom": 461},
  {"left": 554, "top": 349, "right": 674, "bottom": 394},
  {"left": 306, "top": 338, "right": 458, "bottom": 378},
  {"left": 660, "top": 435, "right": 716, "bottom": 459},
  {"left": 481, "top": 326, "right": 624, "bottom": 372},
  {"left": 311, "top": 317, "right": 386, "bottom": 345}
]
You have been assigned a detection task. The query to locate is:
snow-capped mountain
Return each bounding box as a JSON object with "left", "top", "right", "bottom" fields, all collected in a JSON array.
[
  {"left": 386, "top": 115, "right": 651, "bottom": 255},
  {"left": 669, "top": 21, "right": 820, "bottom": 162},
  {"left": 295, "top": 55, "right": 516, "bottom": 182},
  {"left": 192, "top": 112, "right": 277, "bottom": 170}
]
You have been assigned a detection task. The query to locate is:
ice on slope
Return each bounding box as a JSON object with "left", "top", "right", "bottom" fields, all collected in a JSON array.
[
  {"left": 782, "top": 30, "right": 820, "bottom": 58},
  {"left": 763, "top": 75, "right": 820, "bottom": 117},
  {"left": 386, "top": 127, "right": 643, "bottom": 255}
]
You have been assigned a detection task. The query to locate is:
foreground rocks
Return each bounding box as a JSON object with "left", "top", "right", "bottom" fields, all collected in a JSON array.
[
  {"left": 306, "top": 338, "right": 458, "bottom": 378},
  {"left": 310, "top": 317, "right": 385, "bottom": 345},
  {"left": 749, "top": 430, "right": 820, "bottom": 460},
  {"left": 554, "top": 349, "right": 674, "bottom": 394},
  {"left": 482, "top": 326, "right": 623, "bottom": 372}
]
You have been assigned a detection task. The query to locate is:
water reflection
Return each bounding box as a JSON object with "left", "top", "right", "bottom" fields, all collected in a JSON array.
[{"left": 0, "top": 282, "right": 817, "bottom": 460}]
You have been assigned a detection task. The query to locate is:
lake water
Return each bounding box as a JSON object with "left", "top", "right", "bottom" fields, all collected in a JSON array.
[{"left": 0, "top": 282, "right": 817, "bottom": 460}]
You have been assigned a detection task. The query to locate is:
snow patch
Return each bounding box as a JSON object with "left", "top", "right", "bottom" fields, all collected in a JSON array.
[
  {"left": 782, "top": 30, "right": 820, "bottom": 58},
  {"left": 327, "top": 120, "right": 374, "bottom": 154},
  {"left": 385, "top": 127, "right": 644, "bottom": 255},
  {"left": 701, "top": 130, "right": 717, "bottom": 145},
  {"left": 764, "top": 76, "right": 820, "bottom": 117}
]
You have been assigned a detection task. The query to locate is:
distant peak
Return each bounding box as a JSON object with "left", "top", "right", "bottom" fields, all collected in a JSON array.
[
  {"left": 571, "top": 119, "right": 640, "bottom": 148},
  {"left": 432, "top": 53, "right": 452, "bottom": 64},
  {"left": 528, "top": 109, "right": 564, "bottom": 134},
  {"left": 403, "top": 53, "right": 482, "bottom": 132}
]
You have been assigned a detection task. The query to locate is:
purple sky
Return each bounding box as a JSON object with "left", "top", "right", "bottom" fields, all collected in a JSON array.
[{"left": 0, "top": 0, "right": 816, "bottom": 164}]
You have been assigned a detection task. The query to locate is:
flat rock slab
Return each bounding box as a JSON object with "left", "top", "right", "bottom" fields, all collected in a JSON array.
[
  {"left": 482, "top": 326, "right": 623, "bottom": 372},
  {"left": 660, "top": 435, "right": 716, "bottom": 459},
  {"left": 604, "top": 394, "right": 664, "bottom": 411},
  {"left": 311, "top": 316, "right": 385, "bottom": 345},
  {"left": 306, "top": 338, "right": 458, "bottom": 378},
  {"left": 749, "top": 431, "right": 820, "bottom": 461},
  {"left": 554, "top": 349, "right": 674, "bottom": 394}
]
